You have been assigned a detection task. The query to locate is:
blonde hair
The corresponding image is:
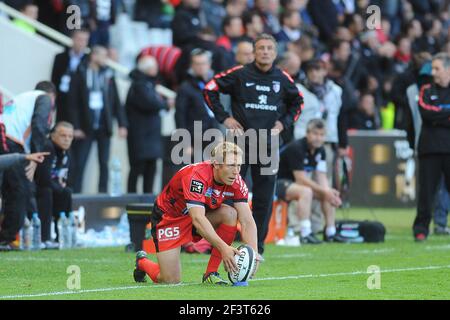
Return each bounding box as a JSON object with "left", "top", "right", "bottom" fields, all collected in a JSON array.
[{"left": 211, "top": 141, "right": 243, "bottom": 164}]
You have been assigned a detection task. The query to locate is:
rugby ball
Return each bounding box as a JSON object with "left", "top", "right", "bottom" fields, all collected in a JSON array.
[{"left": 227, "top": 244, "right": 257, "bottom": 284}]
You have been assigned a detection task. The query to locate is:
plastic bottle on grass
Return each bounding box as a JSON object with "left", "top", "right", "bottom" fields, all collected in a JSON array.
[
  {"left": 31, "top": 213, "right": 42, "bottom": 251},
  {"left": 20, "top": 217, "right": 32, "bottom": 250}
]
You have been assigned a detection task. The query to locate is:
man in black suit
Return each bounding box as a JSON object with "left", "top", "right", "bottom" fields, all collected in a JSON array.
[
  {"left": 68, "top": 46, "right": 128, "bottom": 193},
  {"left": 51, "top": 28, "right": 90, "bottom": 123}
]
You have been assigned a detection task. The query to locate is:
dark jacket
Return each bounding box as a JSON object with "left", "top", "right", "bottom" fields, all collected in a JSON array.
[
  {"left": 307, "top": 0, "right": 339, "bottom": 43},
  {"left": 349, "top": 110, "right": 379, "bottom": 130},
  {"left": 68, "top": 64, "right": 127, "bottom": 137},
  {"left": 203, "top": 62, "right": 303, "bottom": 132},
  {"left": 125, "top": 70, "right": 166, "bottom": 162},
  {"left": 51, "top": 49, "right": 88, "bottom": 122},
  {"left": 417, "top": 82, "right": 450, "bottom": 155},
  {"left": 35, "top": 140, "right": 70, "bottom": 193},
  {"left": 171, "top": 4, "right": 206, "bottom": 48},
  {"left": 175, "top": 73, "right": 220, "bottom": 139}
]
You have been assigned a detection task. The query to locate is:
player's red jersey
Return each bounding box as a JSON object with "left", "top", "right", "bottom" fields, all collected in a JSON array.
[{"left": 156, "top": 160, "right": 249, "bottom": 217}]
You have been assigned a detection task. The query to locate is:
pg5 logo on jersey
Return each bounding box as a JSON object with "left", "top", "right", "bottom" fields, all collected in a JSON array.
[
  {"left": 158, "top": 227, "right": 180, "bottom": 241},
  {"left": 190, "top": 180, "right": 204, "bottom": 194}
]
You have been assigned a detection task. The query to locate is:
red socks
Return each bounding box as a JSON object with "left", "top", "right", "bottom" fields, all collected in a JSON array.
[
  {"left": 205, "top": 224, "right": 237, "bottom": 274},
  {"left": 138, "top": 258, "right": 160, "bottom": 283}
]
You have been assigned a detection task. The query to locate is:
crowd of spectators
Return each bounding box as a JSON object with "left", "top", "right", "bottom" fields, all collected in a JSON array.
[{"left": 1, "top": 0, "right": 449, "bottom": 247}]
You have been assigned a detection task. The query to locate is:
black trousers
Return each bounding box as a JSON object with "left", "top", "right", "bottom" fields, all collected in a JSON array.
[
  {"left": 0, "top": 141, "right": 29, "bottom": 243},
  {"left": 162, "top": 136, "right": 179, "bottom": 187},
  {"left": 128, "top": 159, "right": 157, "bottom": 193},
  {"left": 240, "top": 162, "right": 277, "bottom": 255},
  {"left": 36, "top": 186, "right": 72, "bottom": 242},
  {"left": 414, "top": 154, "right": 450, "bottom": 236},
  {"left": 72, "top": 129, "right": 111, "bottom": 193}
]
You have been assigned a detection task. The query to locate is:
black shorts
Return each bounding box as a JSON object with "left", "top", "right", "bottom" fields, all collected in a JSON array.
[{"left": 275, "top": 179, "right": 294, "bottom": 201}]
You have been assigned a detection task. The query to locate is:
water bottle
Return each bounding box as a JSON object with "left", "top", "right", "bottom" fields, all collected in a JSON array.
[
  {"left": 31, "top": 213, "right": 42, "bottom": 251},
  {"left": 109, "top": 157, "right": 122, "bottom": 196},
  {"left": 58, "top": 212, "right": 67, "bottom": 249},
  {"left": 69, "top": 212, "right": 77, "bottom": 248},
  {"left": 20, "top": 217, "right": 32, "bottom": 250},
  {"left": 287, "top": 227, "right": 295, "bottom": 238}
]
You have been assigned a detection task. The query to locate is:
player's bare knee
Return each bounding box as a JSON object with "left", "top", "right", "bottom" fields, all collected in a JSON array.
[{"left": 224, "top": 206, "right": 238, "bottom": 225}]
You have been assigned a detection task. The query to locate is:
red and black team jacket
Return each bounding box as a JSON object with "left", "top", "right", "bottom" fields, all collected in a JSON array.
[
  {"left": 203, "top": 62, "right": 303, "bottom": 132},
  {"left": 417, "top": 82, "right": 450, "bottom": 155}
]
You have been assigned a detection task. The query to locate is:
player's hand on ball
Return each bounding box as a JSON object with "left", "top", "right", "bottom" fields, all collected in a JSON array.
[
  {"left": 250, "top": 253, "right": 264, "bottom": 279},
  {"left": 221, "top": 245, "right": 240, "bottom": 273}
]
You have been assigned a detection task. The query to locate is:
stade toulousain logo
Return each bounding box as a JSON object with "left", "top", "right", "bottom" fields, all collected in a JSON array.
[{"left": 190, "top": 180, "right": 204, "bottom": 194}]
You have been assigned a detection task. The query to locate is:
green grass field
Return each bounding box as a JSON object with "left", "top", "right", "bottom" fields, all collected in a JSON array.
[{"left": 0, "top": 208, "right": 449, "bottom": 300}]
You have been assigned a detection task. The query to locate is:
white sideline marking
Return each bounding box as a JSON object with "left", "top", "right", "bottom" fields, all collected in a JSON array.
[
  {"left": 425, "top": 244, "right": 450, "bottom": 251},
  {"left": 1, "top": 264, "right": 449, "bottom": 300}
]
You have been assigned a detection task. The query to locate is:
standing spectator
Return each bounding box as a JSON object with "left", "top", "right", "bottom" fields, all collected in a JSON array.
[
  {"left": 88, "top": 0, "right": 116, "bottom": 47},
  {"left": 0, "top": 81, "right": 56, "bottom": 249},
  {"left": 171, "top": 0, "right": 208, "bottom": 49},
  {"left": 204, "top": 34, "right": 303, "bottom": 254},
  {"left": 35, "top": 121, "right": 74, "bottom": 248},
  {"left": 277, "top": 51, "right": 302, "bottom": 144},
  {"left": 175, "top": 49, "right": 219, "bottom": 162},
  {"left": 125, "top": 56, "right": 171, "bottom": 194},
  {"left": 52, "top": 28, "right": 90, "bottom": 123},
  {"left": 294, "top": 59, "right": 345, "bottom": 156},
  {"left": 68, "top": 46, "right": 127, "bottom": 193},
  {"left": 413, "top": 53, "right": 450, "bottom": 242},
  {"left": 293, "top": 58, "right": 344, "bottom": 232},
  {"left": 216, "top": 15, "right": 244, "bottom": 69}
]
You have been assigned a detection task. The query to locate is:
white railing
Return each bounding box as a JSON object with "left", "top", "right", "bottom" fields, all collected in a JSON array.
[{"left": 0, "top": 2, "right": 176, "bottom": 99}]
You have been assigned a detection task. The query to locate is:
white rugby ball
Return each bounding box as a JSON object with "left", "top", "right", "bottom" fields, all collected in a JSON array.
[{"left": 228, "top": 244, "right": 257, "bottom": 284}]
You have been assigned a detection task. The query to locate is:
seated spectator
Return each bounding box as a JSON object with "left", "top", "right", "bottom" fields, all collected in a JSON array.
[
  {"left": 276, "top": 119, "right": 343, "bottom": 244},
  {"left": 13, "top": 2, "right": 39, "bottom": 34},
  {"left": 0, "top": 153, "right": 47, "bottom": 174},
  {"left": 225, "top": 0, "right": 247, "bottom": 17},
  {"left": 125, "top": 56, "right": 173, "bottom": 193},
  {"left": 254, "top": 0, "right": 281, "bottom": 35},
  {"left": 275, "top": 10, "right": 302, "bottom": 45},
  {"left": 242, "top": 10, "right": 264, "bottom": 42},
  {"left": 216, "top": 15, "right": 244, "bottom": 69},
  {"left": 349, "top": 93, "right": 380, "bottom": 130},
  {"left": 35, "top": 122, "right": 74, "bottom": 248},
  {"left": 393, "top": 35, "right": 412, "bottom": 74},
  {"left": 235, "top": 40, "right": 255, "bottom": 65},
  {"left": 0, "top": 81, "right": 56, "bottom": 250}
]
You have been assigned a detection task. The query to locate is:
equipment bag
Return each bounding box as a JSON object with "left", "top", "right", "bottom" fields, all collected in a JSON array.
[{"left": 336, "top": 220, "right": 386, "bottom": 243}]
